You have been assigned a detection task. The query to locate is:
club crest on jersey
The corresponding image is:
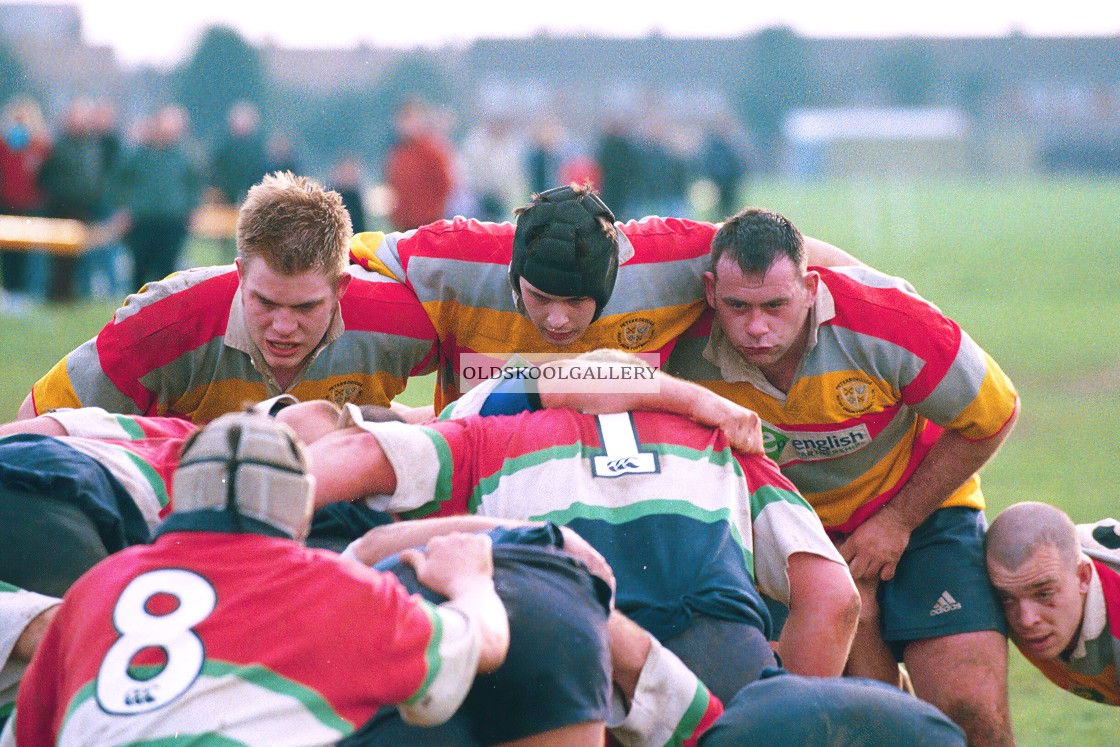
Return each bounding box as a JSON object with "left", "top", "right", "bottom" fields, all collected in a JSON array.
[
  {"left": 835, "top": 377, "right": 875, "bottom": 415},
  {"left": 617, "top": 317, "right": 655, "bottom": 351},
  {"left": 328, "top": 380, "right": 362, "bottom": 407}
]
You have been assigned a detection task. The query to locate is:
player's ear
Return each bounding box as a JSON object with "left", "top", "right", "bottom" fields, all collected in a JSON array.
[
  {"left": 703, "top": 271, "right": 717, "bottom": 308},
  {"left": 334, "top": 272, "right": 352, "bottom": 300},
  {"left": 1077, "top": 557, "right": 1093, "bottom": 593},
  {"left": 803, "top": 269, "right": 820, "bottom": 301}
]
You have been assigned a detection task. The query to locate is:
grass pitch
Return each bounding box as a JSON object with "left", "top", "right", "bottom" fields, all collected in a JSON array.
[{"left": 3, "top": 177, "right": 1119, "bottom": 744}]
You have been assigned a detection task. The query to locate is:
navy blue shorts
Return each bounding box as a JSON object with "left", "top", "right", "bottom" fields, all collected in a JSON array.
[
  {"left": 663, "top": 614, "right": 778, "bottom": 703},
  {"left": 765, "top": 508, "right": 1007, "bottom": 658},
  {"left": 879, "top": 507, "right": 1007, "bottom": 655},
  {"left": 0, "top": 435, "right": 147, "bottom": 596},
  {"left": 699, "top": 668, "right": 965, "bottom": 746},
  {"left": 343, "top": 526, "right": 612, "bottom": 745}
]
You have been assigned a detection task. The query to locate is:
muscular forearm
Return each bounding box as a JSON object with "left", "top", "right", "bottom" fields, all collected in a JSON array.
[
  {"left": 881, "top": 419, "right": 1016, "bottom": 532},
  {"left": 804, "top": 236, "right": 865, "bottom": 268},
  {"left": 443, "top": 581, "right": 509, "bottom": 673},
  {"left": 778, "top": 554, "right": 860, "bottom": 677},
  {"left": 0, "top": 414, "right": 67, "bottom": 438},
  {"left": 306, "top": 427, "right": 398, "bottom": 509},
  {"left": 540, "top": 362, "right": 763, "bottom": 454},
  {"left": 345, "top": 516, "right": 529, "bottom": 566}
]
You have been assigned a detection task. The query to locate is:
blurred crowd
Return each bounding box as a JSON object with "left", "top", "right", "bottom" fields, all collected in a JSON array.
[{"left": 0, "top": 94, "right": 754, "bottom": 312}]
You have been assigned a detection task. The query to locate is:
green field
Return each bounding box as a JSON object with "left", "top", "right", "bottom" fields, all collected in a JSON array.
[{"left": 2, "top": 177, "right": 1119, "bottom": 744}]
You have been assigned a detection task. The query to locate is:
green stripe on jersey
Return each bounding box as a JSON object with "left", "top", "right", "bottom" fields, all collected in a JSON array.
[
  {"left": 536, "top": 498, "right": 753, "bottom": 579},
  {"left": 121, "top": 449, "right": 170, "bottom": 508},
  {"left": 749, "top": 484, "right": 814, "bottom": 520},
  {"left": 403, "top": 599, "right": 444, "bottom": 707},
  {"left": 470, "top": 442, "right": 585, "bottom": 513},
  {"left": 61, "top": 660, "right": 352, "bottom": 738},
  {"left": 667, "top": 681, "right": 717, "bottom": 747},
  {"left": 113, "top": 414, "right": 147, "bottom": 440}
]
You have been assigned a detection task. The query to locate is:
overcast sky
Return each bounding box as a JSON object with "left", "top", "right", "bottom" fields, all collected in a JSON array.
[{"left": 19, "top": 0, "right": 1120, "bottom": 68}]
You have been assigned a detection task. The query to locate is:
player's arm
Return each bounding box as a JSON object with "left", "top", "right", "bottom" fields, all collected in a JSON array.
[
  {"left": 0, "top": 413, "right": 67, "bottom": 437},
  {"left": 24, "top": 329, "right": 155, "bottom": 420},
  {"left": 399, "top": 532, "right": 509, "bottom": 674},
  {"left": 803, "top": 236, "right": 865, "bottom": 268},
  {"left": 345, "top": 516, "right": 615, "bottom": 597},
  {"left": 840, "top": 411, "right": 1019, "bottom": 582},
  {"left": 15, "top": 393, "right": 37, "bottom": 421},
  {"left": 304, "top": 425, "right": 398, "bottom": 509},
  {"left": 346, "top": 516, "right": 512, "bottom": 565},
  {"left": 537, "top": 359, "right": 763, "bottom": 454},
  {"left": 11, "top": 604, "right": 59, "bottom": 663},
  {"left": 0, "top": 587, "right": 62, "bottom": 712},
  {"left": 777, "top": 552, "right": 860, "bottom": 677}
]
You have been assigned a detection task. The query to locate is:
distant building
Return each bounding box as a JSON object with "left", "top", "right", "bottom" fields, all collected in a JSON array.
[
  {"left": 1, "top": 1, "right": 1118, "bottom": 176},
  {"left": 784, "top": 107, "right": 970, "bottom": 178},
  {"left": 0, "top": 2, "right": 121, "bottom": 121}
]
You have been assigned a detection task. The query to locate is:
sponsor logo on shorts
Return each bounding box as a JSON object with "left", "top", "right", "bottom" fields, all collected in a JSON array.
[
  {"left": 835, "top": 376, "right": 876, "bottom": 415},
  {"left": 617, "top": 317, "right": 655, "bottom": 350},
  {"left": 930, "top": 591, "right": 962, "bottom": 616},
  {"left": 761, "top": 423, "right": 872, "bottom": 464},
  {"left": 327, "top": 380, "right": 362, "bottom": 407}
]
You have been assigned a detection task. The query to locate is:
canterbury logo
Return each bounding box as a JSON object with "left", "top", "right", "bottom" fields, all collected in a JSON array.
[
  {"left": 930, "top": 591, "right": 962, "bottom": 616},
  {"left": 592, "top": 413, "right": 660, "bottom": 478}
]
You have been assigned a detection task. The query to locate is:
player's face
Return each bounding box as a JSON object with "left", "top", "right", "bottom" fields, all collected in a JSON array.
[
  {"left": 705, "top": 254, "right": 818, "bottom": 379},
  {"left": 987, "top": 544, "right": 1092, "bottom": 661},
  {"left": 518, "top": 277, "right": 598, "bottom": 347},
  {"left": 237, "top": 257, "right": 350, "bottom": 389}
]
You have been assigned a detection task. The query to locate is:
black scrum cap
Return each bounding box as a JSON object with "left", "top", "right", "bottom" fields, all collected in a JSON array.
[{"left": 510, "top": 185, "right": 618, "bottom": 321}]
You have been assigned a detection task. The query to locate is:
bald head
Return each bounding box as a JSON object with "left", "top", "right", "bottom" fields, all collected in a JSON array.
[
  {"left": 274, "top": 399, "right": 343, "bottom": 446},
  {"left": 986, "top": 502, "right": 1081, "bottom": 572}
]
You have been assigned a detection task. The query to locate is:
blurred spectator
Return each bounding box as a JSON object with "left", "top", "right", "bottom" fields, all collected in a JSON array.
[
  {"left": 594, "top": 117, "right": 642, "bottom": 221},
  {"left": 36, "top": 99, "right": 111, "bottom": 303},
  {"left": 459, "top": 115, "right": 526, "bottom": 222},
  {"left": 330, "top": 155, "right": 368, "bottom": 235},
  {"left": 77, "top": 98, "right": 128, "bottom": 300},
  {"left": 114, "top": 105, "right": 203, "bottom": 290},
  {"left": 266, "top": 132, "right": 301, "bottom": 175},
  {"left": 384, "top": 99, "right": 453, "bottom": 231},
  {"left": 207, "top": 101, "right": 268, "bottom": 262},
  {"left": 0, "top": 96, "right": 50, "bottom": 314},
  {"left": 526, "top": 118, "right": 563, "bottom": 195},
  {"left": 636, "top": 120, "right": 693, "bottom": 218},
  {"left": 209, "top": 101, "right": 268, "bottom": 206},
  {"left": 700, "top": 116, "right": 752, "bottom": 220}
]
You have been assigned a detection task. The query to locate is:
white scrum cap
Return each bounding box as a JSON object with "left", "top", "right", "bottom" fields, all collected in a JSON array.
[{"left": 173, "top": 412, "right": 315, "bottom": 538}]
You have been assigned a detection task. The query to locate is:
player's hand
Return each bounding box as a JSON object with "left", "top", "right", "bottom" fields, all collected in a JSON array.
[
  {"left": 694, "top": 396, "right": 764, "bottom": 455},
  {"left": 343, "top": 525, "right": 398, "bottom": 566},
  {"left": 401, "top": 532, "right": 495, "bottom": 599},
  {"left": 558, "top": 526, "right": 616, "bottom": 603},
  {"left": 838, "top": 510, "right": 911, "bottom": 582},
  {"left": 713, "top": 404, "right": 764, "bottom": 455}
]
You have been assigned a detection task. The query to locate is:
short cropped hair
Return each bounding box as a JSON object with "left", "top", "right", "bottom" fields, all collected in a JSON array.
[
  {"left": 710, "top": 207, "right": 805, "bottom": 277},
  {"left": 237, "top": 171, "right": 353, "bottom": 281},
  {"left": 986, "top": 501, "right": 1082, "bottom": 572},
  {"left": 356, "top": 405, "right": 406, "bottom": 424}
]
